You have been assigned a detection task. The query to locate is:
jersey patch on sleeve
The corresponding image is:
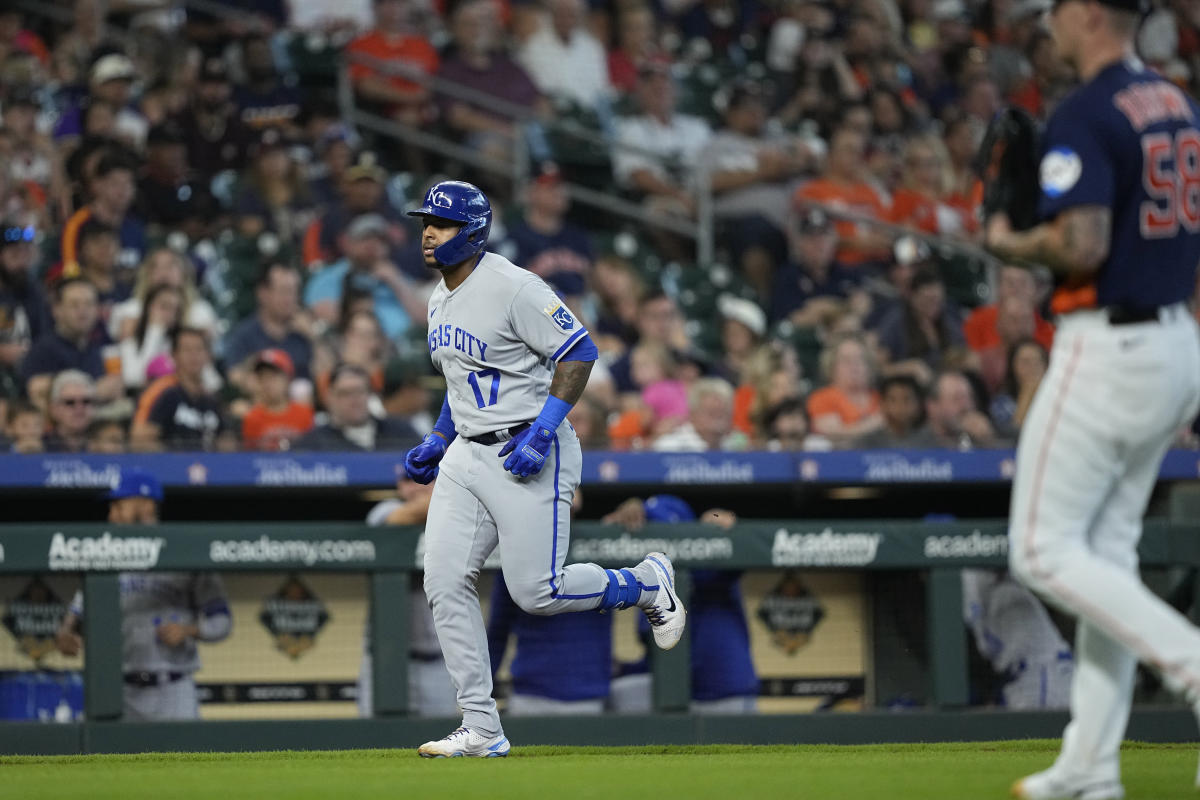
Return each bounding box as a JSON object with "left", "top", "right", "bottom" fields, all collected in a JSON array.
[
  {"left": 544, "top": 302, "right": 576, "bottom": 331},
  {"left": 1040, "top": 147, "right": 1083, "bottom": 198}
]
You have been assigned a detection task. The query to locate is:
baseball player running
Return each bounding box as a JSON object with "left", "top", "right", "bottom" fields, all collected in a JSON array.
[
  {"left": 403, "top": 180, "right": 684, "bottom": 758},
  {"left": 985, "top": 1, "right": 1200, "bottom": 796}
]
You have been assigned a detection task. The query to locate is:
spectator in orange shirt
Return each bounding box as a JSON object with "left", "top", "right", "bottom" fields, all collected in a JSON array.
[
  {"left": 347, "top": 0, "right": 439, "bottom": 168},
  {"left": 806, "top": 333, "right": 883, "bottom": 446},
  {"left": 889, "top": 134, "right": 977, "bottom": 238},
  {"left": 242, "top": 349, "right": 314, "bottom": 451},
  {"left": 793, "top": 126, "right": 893, "bottom": 267},
  {"left": 963, "top": 264, "right": 1054, "bottom": 353}
]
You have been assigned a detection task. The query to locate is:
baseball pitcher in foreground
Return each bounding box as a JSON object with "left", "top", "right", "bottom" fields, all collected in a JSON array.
[
  {"left": 985, "top": 0, "right": 1200, "bottom": 796},
  {"left": 403, "top": 180, "right": 685, "bottom": 758}
]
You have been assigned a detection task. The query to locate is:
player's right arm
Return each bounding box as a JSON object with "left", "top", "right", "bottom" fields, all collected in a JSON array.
[{"left": 985, "top": 206, "right": 1111, "bottom": 276}]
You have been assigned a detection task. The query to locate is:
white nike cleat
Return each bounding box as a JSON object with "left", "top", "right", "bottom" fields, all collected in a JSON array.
[
  {"left": 1010, "top": 768, "right": 1124, "bottom": 800},
  {"left": 417, "top": 727, "right": 510, "bottom": 758},
  {"left": 640, "top": 552, "right": 686, "bottom": 650}
]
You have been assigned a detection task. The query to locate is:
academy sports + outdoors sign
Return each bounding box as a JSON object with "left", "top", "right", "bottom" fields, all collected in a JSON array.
[{"left": 0, "top": 521, "right": 1195, "bottom": 573}]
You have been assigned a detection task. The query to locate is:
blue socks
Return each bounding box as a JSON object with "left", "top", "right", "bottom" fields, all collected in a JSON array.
[{"left": 599, "top": 566, "right": 661, "bottom": 610}]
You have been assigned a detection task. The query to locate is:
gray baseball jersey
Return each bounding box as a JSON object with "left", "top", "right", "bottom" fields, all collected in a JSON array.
[
  {"left": 69, "top": 572, "right": 231, "bottom": 673},
  {"left": 425, "top": 252, "right": 588, "bottom": 438}
]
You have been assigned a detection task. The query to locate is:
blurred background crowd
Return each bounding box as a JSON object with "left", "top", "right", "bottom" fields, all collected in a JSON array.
[{"left": 1, "top": 0, "right": 1199, "bottom": 455}]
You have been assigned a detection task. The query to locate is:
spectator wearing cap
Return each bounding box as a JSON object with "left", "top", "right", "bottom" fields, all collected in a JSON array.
[
  {"left": 346, "top": 0, "right": 439, "bottom": 163},
  {"left": 1, "top": 86, "right": 65, "bottom": 221},
  {"left": 715, "top": 294, "right": 766, "bottom": 382},
  {"left": 497, "top": 163, "right": 594, "bottom": 304},
  {"left": 437, "top": 0, "right": 545, "bottom": 165},
  {"left": 132, "top": 327, "right": 232, "bottom": 451},
  {"left": 888, "top": 134, "right": 977, "bottom": 238},
  {"left": 854, "top": 374, "right": 927, "bottom": 448},
  {"left": 307, "top": 151, "right": 411, "bottom": 272},
  {"left": 135, "top": 122, "right": 214, "bottom": 233},
  {"left": 696, "top": 80, "right": 819, "bottom": 297},
  {"left": 41, "top": 370, "right": 96, "bottom": 452},
  {"left": 22, "top": 278, "right": 123, "bottom": 406},
  {"left": 770, "top": 208, "right": 863, "bottom": 326},
  {"left": 613, "top": 61, "right": 712, "bottom": 223},
  {"left": 806, "top": 333, "right": 883, "bottom": 446},
  {"left": 874, "top": 266, "right": 965, "bottom": 371},
  {"left": 174, "top": 56, "right": 256, "bottom": 183},
  {"left": 296, "top": 362, "right": 418, "bottom": 451},
  {"left": 55, "top": 469, "right": 233, "bottom": 721},
  {"left": 0, "top": 218, "right": 51, "bottom": 344},
  {"left": 233, "top": 127, "right": 315, "bottom": 249},
  {"left": 304, "top": 213, "right": 426, "bottom": 341},
  {"left": 241, "top": 348, "right": 314, "bottom": 450},
  {"left": 57, "top": 152, "right": 145, "bottom": 283},
  {"left": 792, "top": 126, "right": 894, "bottom": 268},
  {"left": 652, "top": 378, "right": 748, "bottom": 452},
  {"left": 224, "top": 262, "right": 314, "bottom": 387},
  {"left": 518, "top": 0, "right": 613, "bottom": 119},
  {"left": 54, "top": 54, "right": 148, "bottom": 149},
  {"left": 233, "top": 35, "right": 304, "bottom": 135}
]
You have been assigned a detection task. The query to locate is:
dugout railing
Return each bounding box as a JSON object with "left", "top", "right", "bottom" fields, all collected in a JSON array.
[{"left": 1, "top": 518, "right": 1199, "bottom": 755}]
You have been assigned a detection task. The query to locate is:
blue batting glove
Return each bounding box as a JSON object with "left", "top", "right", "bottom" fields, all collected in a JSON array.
[
  {"left": 404, "top": 433, "right": 448, "bottom": 485},
  {"left": 499, "top": 424, "right": 555, "bottom": 478}
]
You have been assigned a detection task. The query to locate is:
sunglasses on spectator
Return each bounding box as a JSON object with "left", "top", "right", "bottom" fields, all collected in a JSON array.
[{"left": 58, "top": 396, "right": 95, "bottom": 407}]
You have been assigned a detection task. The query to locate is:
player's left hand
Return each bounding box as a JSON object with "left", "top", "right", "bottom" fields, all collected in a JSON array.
[{"left": 499, "top": 425, "right": 555, "bottom": 478}]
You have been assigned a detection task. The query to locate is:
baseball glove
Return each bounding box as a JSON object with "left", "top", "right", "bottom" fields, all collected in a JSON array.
[{"left": 974, "top": 106, "right": 1042, "bottom": 231}]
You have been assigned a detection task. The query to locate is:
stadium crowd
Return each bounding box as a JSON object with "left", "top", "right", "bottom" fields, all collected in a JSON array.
[{"left": 1, "top": 0, "right": 1198, "bottom": 454}]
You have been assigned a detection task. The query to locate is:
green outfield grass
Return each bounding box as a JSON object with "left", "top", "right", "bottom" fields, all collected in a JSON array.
[{"left": 2, "top": 741, "right": 1195, "bottom": 799}]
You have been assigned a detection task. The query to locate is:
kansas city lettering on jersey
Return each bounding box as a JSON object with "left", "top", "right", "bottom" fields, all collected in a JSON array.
[
  {"left": 1114, "top": 82, "right": 1195, "bottom": 131},
  {"left": 427, "top": 323, "right": 490, "bottom": 361}
]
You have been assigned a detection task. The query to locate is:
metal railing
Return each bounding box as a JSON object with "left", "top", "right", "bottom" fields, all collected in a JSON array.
[{"left": 14, "top": 0, "right": 1000, "bottom": 277}]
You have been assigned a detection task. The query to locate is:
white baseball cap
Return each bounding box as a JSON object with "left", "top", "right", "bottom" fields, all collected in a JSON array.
[
  {"left": 90, "top": 54, "right": 137, "bottom": 86},
  {"left": 717, "top": 294, "right": 767, "bottom": 338}
]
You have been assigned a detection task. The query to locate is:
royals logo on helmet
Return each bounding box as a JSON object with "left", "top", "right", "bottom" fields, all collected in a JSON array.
[{"left": 431, "top": 191, "right": 452, "bottom": 208}]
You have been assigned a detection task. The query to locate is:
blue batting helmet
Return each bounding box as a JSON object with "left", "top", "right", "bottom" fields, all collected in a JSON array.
[
  {"left": 406, "top": 180, "right": 492, "bottom": 266},
  {"left": 644, "top": 495, "right": 697, "bottom": 523},
  {"left": 109, "top": 469, "right": 164, "bottom": 503}
]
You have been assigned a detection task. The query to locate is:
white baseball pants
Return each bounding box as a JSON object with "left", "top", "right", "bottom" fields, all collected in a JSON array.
[{"left": 1008, "top": 303, "right": 1200, "bottom": 784}]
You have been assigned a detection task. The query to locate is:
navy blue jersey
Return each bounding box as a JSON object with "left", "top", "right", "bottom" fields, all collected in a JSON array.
[{"left": 1039, "top": 59, "right": 1200, "bottom": 311}]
